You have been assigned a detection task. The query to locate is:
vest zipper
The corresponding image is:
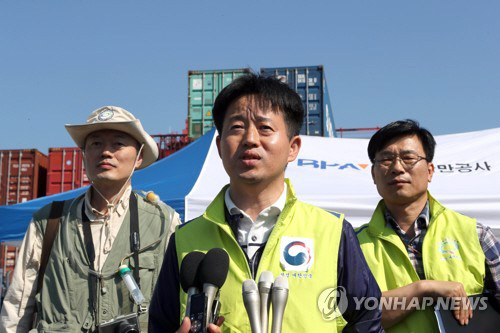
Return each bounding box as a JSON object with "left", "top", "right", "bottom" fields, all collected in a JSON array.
[
  {"left": 209, "top": 217, "right": 254, "bottom": 279},
  {"left": 253, "top": 198, "right": 295, "bottom": 280}
]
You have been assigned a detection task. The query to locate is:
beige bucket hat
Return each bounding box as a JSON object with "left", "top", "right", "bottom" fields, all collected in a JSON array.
[{"left": 65, "top": 106, "right": 159, "bottom": 169}]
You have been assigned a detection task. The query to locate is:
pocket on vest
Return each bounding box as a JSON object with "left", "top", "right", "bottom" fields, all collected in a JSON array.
[{"left": 127, "top": 253, "right": 157, "bottom": 301}]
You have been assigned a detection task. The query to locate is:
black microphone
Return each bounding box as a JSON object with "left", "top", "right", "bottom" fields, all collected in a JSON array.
[
  {"left": 258, "top": 271, "right": 274, "bottom": 333},
  {"left": 180, "top": 251, "right": 205, "bottom": 317},
  {"left": 270, "top": 276, "right": 289, "bottom": 333},
  {"left": 198, "top": 248, "right": 230, "bottom": 330}
]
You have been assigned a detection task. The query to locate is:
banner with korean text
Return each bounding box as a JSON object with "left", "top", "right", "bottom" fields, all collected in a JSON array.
[{"left": 186, "top": 128, "right": 500, "bottom": 230}]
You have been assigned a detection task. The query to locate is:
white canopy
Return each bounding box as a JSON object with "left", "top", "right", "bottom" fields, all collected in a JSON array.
[{"left": 186, "top": 128, "right": 500, "bottom": 230}]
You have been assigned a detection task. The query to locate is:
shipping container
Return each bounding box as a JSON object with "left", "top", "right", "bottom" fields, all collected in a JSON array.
[
  {"left": 188, "top": 68, "right": 249, "bottom": 138},
  {"left": 152, "top": 134, "right": 192, "bottom": 159},
  {"left": 0, "top": 243, "right": 19, "bottom": 278},
  {"left": 46, "top": 147, "right": 90, "bottom": 196},
  {"left": 260, "top": 65, "right": 336, "bottom": 137},
  {"left": 0, "top": 150, "right": 47, "bottom": 205},
  {"left": 0, "top": 242, "right": 20, "bottom": 303}
]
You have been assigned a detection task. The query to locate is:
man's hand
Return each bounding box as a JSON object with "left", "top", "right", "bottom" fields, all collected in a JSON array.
[
  {"left": 381, "top": 280, "right": 473, "bottom": 329},
  {"left": 422, "top": 280, "right": 472, "bottom": 325},
  {"left": 175, "top": 316, "right": 224, "bottom": 333}
]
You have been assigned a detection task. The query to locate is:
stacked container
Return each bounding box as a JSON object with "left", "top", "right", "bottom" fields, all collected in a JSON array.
[
  {"left": 0, "top": 149, "right": 47, "bottom": 205},
  {"left": 260, "top": 65, "right": 336, "bottom": 137},
  {"left": 152, "top": 134, "right": 192, "bottom": 159},
  {"left": 188, "top": 69, "right": 249, "bottom": 138},
  {"left": 0, "top": 242, "right": 20, "bottom": 302},
  {"left": 46, "top": 147, "right": 90, "bottom": 196}
]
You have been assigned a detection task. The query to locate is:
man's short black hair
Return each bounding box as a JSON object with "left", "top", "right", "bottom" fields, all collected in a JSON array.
[
  {"left": 368, "top": 119, "right": 436, "bottom": 163},
  {"left": 212, "top": 73, "right": 304, "bottom": 138}
]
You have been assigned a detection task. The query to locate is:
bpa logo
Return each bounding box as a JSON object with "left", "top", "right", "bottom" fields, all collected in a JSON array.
[{"left": 280, "top": 237, "right": 314, "bottom": 272}]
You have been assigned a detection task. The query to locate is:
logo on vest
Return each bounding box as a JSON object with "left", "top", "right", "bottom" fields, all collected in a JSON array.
[
  {"left": 280, "top": 236, "right": 314, "bottom": 272},
  {"left": 438, "top": 239, "right": 462, "bottom": 261}
]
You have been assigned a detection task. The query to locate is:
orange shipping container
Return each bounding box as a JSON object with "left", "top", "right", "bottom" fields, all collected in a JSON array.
[{"left": 0, "top": 149, "right": 47, "bottom": 205}]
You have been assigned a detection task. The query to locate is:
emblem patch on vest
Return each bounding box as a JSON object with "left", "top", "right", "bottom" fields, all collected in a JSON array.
[
  {"left": 438, "top": 239, "right": 462, "bottom": 261},
  {"left": 280, "top": 236, "right": 314, "bottom": 272}
]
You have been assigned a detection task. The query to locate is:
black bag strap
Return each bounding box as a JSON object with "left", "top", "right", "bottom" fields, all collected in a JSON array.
[
  {"left": 81, "top": 208, "right": 95, "bottom": 271},
  {"left": 36, "top": 200, "right": 65, "bottom": 294},
  {"left": 129, "top": 193, "right": 140, "bottom": 286},
  {"left": 81, "top": 203, "right": 98, "bottom": 315},
  {"left": 81, "top": 192, "right": 140, "bottom": 284}
]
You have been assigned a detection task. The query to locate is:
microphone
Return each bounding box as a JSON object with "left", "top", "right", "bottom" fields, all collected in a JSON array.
[
  {"left": 198, "top": 248, "right": 230, "bottom": 329},
  {"left": 271, "top": 275, "right": 289, "bottom": 333},
  {"left": 258, "top": 271, "right": 274, "bottom": 333},
  {"left": 179, "top": 251, "right": 205, "bottom": 317},
  {"left": 242, "top": 279, "right": 262, "bottom": 333}
]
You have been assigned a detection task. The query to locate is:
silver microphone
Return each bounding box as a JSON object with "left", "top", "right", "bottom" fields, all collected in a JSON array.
[
  {"left": 185, "top": 287, "right": 199, "bottom": 317},
  {"left": 202, "top": 283, "right": 219, "bottom": 326},
  {"left": 271, "top": 275, "right": 289, "bottom": 333},
  {"left": 258, "top": 271, "right": 274, "bottom": 333},
  {"left": 198, "top": 248, "right": 230, "bottom": 329},
  {"left": 242, "top": 279, "right": 262, "bottom": 333}
]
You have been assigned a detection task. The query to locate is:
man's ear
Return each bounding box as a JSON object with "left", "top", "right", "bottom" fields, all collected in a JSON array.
[
  {"left": 135, "top": 146, "right": 144, "bottom": 169},
  {"left": 216, "top": 135, "right": 222, "bottom": 158},
  {"left": 287, "top": 135, "right": 301, "bottom": 163},
  {"left": 371, "top": 165, "right": 376, "bottom": 184},
  {"left": 427, "top": 162, "right": 435, "bottom": 183}
]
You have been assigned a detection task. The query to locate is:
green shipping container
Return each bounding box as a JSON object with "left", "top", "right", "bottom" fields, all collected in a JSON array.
[{"left": 188, "top": 69, "right": 249, "bottom": 139}]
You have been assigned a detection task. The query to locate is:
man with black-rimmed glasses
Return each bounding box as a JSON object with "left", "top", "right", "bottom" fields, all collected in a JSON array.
[{"left": 356, "top": 119, "right": 499, "bottom": 333}]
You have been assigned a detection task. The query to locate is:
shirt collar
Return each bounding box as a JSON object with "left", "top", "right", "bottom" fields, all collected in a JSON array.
[
  {"left": 385, "top": 201, "right": 430, "bottom": 234},
  {"left": 224, "top": 183, "right": 287, "bottom": 219},
  {"left": 84, "top": 185, "right": 132, "bottom": 220}
]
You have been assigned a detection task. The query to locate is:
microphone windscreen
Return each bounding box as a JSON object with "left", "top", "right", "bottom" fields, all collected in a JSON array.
[
  {"left": 258, "top": 271, "right": 274, "bottom": 289},
  {"left": 179, "top": 251, "right": 205, "bottom": 292},
  {"left": 242, "top": 279, "right": 259, "bottom": 293},
  {"left": 273, "top": 275, "right": 289, "bottom": 290},
  {"left": 199, "top": 248, "right": 230, "bottom": 287}
]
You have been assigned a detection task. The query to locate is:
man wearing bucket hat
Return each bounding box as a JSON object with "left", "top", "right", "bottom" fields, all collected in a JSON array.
[{"left": 0, "top": 106, "right": 180, "bottom": 333}]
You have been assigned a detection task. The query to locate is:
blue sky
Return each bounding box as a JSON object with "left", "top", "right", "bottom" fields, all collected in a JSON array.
[{"left": 1, "top": 1, "right": 499, "bottom": 153}]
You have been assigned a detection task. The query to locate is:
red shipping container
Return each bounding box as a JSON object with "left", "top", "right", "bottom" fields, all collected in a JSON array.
[
  {"left": 0, "top": 149, "right": 47, "bottom": 205},
  {"left": 152, "top": 134, "right": 192, "bottom": 159},
  {"left": 0, "top": 242, "right": 20, "bottom": 291},
  {"left": 46, "top": 147, "right": 90, "bottom": 196}
]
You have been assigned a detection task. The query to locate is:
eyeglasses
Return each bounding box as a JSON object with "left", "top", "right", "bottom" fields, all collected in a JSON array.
[{"left": 374, "top": 153, "right": 428, "bottom": 169}]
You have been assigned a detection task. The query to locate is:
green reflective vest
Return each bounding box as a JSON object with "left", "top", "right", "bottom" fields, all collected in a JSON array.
[
  {"left": 175, "top": 179, "right": 344, "bottom": 332},
  {"left": 356, "top": 193, "right": 485, "bottom": 333},
  {"left": 31, "top": 192, "right": 176, "bottom": 332}
]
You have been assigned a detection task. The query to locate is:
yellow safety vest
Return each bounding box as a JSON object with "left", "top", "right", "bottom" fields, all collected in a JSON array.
[
  {"left": 356, "top": 193, "right": 485, "bottom": 333},
  {"left": 175, "top": 179, "right": 345, "bottom": 332}
]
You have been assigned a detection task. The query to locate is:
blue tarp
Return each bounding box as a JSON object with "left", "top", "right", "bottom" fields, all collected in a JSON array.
[{"left": 0, "top": 129, "right": 214, "bottom": 242}]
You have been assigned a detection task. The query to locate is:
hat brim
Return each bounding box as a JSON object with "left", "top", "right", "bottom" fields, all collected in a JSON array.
[{"left": 65, "top": 120, "right": 158, "bottom": 169}]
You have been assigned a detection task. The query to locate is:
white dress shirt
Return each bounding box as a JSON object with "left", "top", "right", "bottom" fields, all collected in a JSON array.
[{"left": 224, "top": 183, "right": 287, "bottom": 260}]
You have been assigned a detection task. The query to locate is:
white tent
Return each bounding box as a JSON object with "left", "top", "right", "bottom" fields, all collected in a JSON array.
[{"left": 185, "top": 127, "right": 500, "bottom": 231}]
